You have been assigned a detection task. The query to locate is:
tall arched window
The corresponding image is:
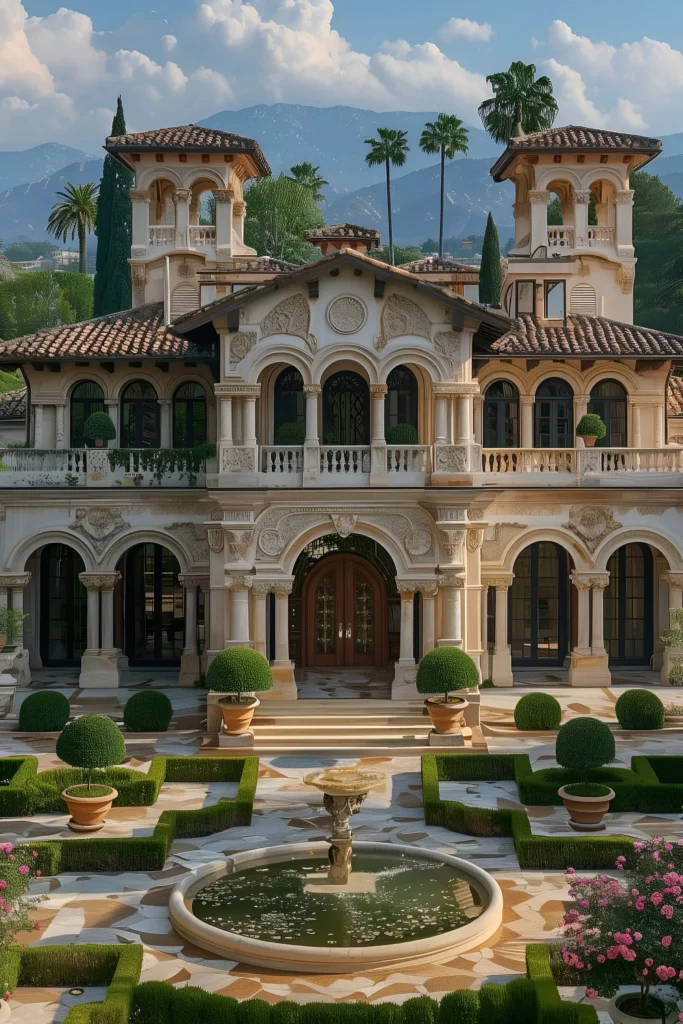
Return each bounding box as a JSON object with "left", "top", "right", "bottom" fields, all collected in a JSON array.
[
  {"left": 323, "top": 371, "right": 369, "bottom": 445},
  {"left": 589, "top": 379, "right": 627, "bottom": 447},
  {"left": 385, "top": 366, "right": 418, "bottom": 434},
  {"left": 70, "top": 381, "right": 104, "bottom": 447},
  {"left": 273, "top": 367, "right": 304, "bottom": 437},
  {"left": 120, "top": 381, "right": 159, "bottom": 448},
  {"left": 534, "top": 378, "right": 574, "bottom": 448},
  {"left": 173, "top": 382, "right": 207, "bottom": 448},
  {"left": 484, "top": 381, "right": 519, "bottom": 447}
]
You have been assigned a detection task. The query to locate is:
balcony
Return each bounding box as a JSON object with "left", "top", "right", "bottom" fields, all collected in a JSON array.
[
  {"left": 0, "top": 449, "right": 210, "bottom": 488},
  {"left": 546, "top": 225, "right": 615, "bottom": 255},
  {"left": 478, "top": 447, "right": 683, "bottom": 486}
]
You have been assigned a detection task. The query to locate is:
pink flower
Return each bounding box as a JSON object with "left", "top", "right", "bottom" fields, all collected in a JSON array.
[
  {"left": 0, "top": 882, "right": 6, "bottom": 891},
  {"left": 34, "top": 923, "right": 41, "bottom": 930},
  {"left": 633, "top": 932, "right": 642, "bottom": 941},
  {"left": 8, "top": 855, "right": 14, "bottom": 862},
  {"left": 656, "top": 966, "right": 671, "bottom": 981},
  {"left": 597, "top": 955, "right": 606, "bottom": 964},
  {"left": 586, "top": 989, "right": 598, "bottom": 999},
  {"left": 661, "top": 905, "right": 674, "bottom": 920},
  {"left": 35, "top": 871, "right": 41, "bottom": 878},
  {"left": 651, "top": 892, "right": 664, "bottom": 905},
  {"left": 580, "top": 899, "right": 589, "bottom": 908},
  {"left": 2, "top": 905, "right": 10, "bottom": 913},
  {"left": 17, "top": 865, "right": 28, "bottom": 876},
  {"left": 662, "top": 936, "right": 672, "bottom": 947}
]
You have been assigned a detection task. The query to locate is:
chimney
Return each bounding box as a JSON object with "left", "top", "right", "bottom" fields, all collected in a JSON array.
[{"left": 306, "top": 223, "right": 381, "bottom": 257}]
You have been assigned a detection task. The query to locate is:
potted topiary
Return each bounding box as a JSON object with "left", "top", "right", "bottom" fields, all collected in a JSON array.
[
  {"left": 386, "top": 423, "right": 418, "bottom": 445},
  {"left": 415, "top": 646, "right": 478, "bottom": 734},
  {"left": 615, "top": 688, "right": 665, "bottom": 730},
  {"left": 555, "top": 716, "right": 616, "bottom": 830},
  {"left": 206, "top": 646, "right": 273, "bottom": 735},
  {"left": 56, "top": 714, "right": 126, "bottom": 831},
  {"left": 82, "top": 411, "right": 116, "bottom": 448},
  {"left": 514, "top": 692, "right": 562, "bottom": 731},
  {"left": 274, "top": 421, "right": 306, "bottom": 446},
  {"left": 576, "top": 413, "right": 607, "bottom": 448}
]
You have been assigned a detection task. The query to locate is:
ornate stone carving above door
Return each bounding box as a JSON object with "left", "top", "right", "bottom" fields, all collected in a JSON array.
[
  {"left": 380, "top": 294, "right": 431, "bottom": 344},
  {"left": 260, "top": 294, "right": 310, "bottom": 342},
  {"left": 433, "top": 331, "right": 461, "bottom": 376},
  {"left": 331, "top": 514, "right": 357, "bottom": 538},
  {"left": 69, "top": 506, "right": 130, "bottom": 554},
  {"left": 564, "top": 505, "right": 621, "bottom": 554},
  {"left": 167, "top": 522, "right": 210, "bottom": 562},
  {"left": 228, "top": 332, "right": 257, "bottom": 370}
]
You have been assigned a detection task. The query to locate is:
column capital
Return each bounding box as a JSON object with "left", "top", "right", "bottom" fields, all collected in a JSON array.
[
  {"left": 178, "top": 574, "right": 209, "bottom": 588},
  {"left": 215, "top": 383, "right": 261, "bottom": 398},
  {"left": 571, "top": 572, "right": 609, "bottom": 591},
  {"left": 79, "top": 571, "right": 121, "bottom": 592},
  {"left": 573, "top": 190, "right": 592, "bottom": 204},
  {"left": 528, "top": 189, "right": 550, "bottom": 204},
  {"left": 0, "top": 573, "right": 30, "bottom": 589},
  {"left": 438, "top": 571, "right": 465, "bottom": 589},
  {"left": 254, "top": 577, "right": 294, "bottom": 595},
  {"left": 212, "top": 188, "right": 235, "bottom": 202},
  {"left": 396, "top": 580, "right": 418, "bottom": 597},
  {"left": 369, "top": 384, "right": 388, "bottom": 397},
  {"left": 157, "top": 397, "right": 172, "bottom": 406},
  {"left": 615, "top": 189, "right": 635, "bottom": 205},
  {"left": 172, "top": 188, "right": 192, "bottom": 203},
  {"left": 520, "top": 394, "right": 535, "bottom": 406},
  {"left": 129, "top": 189, "right": 151, "bottom": 203},
  {"left": 589, "top": 573, "right": 610, "bottom": 590},
  {"left": 104, "top": 398, "right": 119, "bottom": 407},
  {"left": 303, "top": 383, "right": 322, "bottom": 394},
  {"left": 226, "top": 574, "right": 253, "bottom": 591},
  {"left": 663, "top": 572, "right": 683, "bottom": 590},
  {"left": 417, "top": 580, "right": 439, "bottom": 598},
  {"left": 483, "top": 574, "right": 514, "bottom": 590}
]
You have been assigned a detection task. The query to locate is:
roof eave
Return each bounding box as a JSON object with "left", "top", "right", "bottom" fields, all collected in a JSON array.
[
  {"left": 104, "top": 142, "right": 271, "bottom": 177},
  {"left": 490, "top": 145, "right": 662, "bottom": 182}
]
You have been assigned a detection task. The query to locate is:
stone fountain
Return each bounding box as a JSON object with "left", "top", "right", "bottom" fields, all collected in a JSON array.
[{"left": 303, "top": 765, "right": 386, "bottom": 884}]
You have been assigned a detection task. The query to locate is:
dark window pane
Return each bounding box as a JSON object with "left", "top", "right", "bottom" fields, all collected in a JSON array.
[
  {"left": 545, "top": 281, "right": 565, "bottom": 319},
  {"left": 386, "top": 366, "right": 418, "bottom": 433},
  {"left": 484, "top": 380, "right": 519, "bottom": 446},
  {"left": 173, "top": 382, "right": 207, "bottom": 447},
  {"left": 40, "top": 545, "right": 86, "bottom": 665},
  {"left": 70, "top": 381, "right": 105, "bottom": 447},
  {"left": 121, "top": 380, "right": 159, "bottom": 448},
  {"left": 274, "top": 368, "right": 304, "bottom": 435}
]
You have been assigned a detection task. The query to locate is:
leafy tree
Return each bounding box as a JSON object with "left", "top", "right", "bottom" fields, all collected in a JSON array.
[
  {"left": 632, "top": 171, "right": 683, "bottom": 332},
  {"left": 244, "top": 174, "right": 323, "bottom": 263},
  {"left": 94, "top": 97, "right": 133, "bottom": 315},
  {"left": 0, "top": 271, "right": 93, "bottom": 340},
  {"left": 479, "top": 212, "right": 502, "bottom": 304},
  {"left": 478, "top": 61, "right": 558, "bottom": 144},
  {"left": 1, "top": 241, "right": 61, "bottom": 262},
  {"left": 373, "top": 245, "right": 423, "bottom": 266},
  {"left": 364, "top": 128, "right": 410, "bottom": 265},
  {"left": 421, "top": 238, "right": 439, "bottom": 253},
  {"left": 419, "top": 114, "right": 469, "bottom": 257},
  {"left": 47, "top": 182, "right": 98, "bottom": 275},
  {"left": 288, "top": 162, "right": 329, "bottom": 203}
]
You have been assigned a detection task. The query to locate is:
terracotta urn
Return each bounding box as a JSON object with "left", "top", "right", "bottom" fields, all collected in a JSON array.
[
  {"left": 581, "top": 435, "right": 598, "bottom": 447},
  {"left": 558, "top": 785, "right": 614, "bottom": 831},
  {"left": 609, "top": 991, "right": 678, "bottom": 1024},
  {"left": 424, "top": 696, "right": 469, "bottom": 735},
  {"left": 93, "top": 439, "right": 104, "bottom": 448},
  {"left": 62, "top": 786, "right": 117, "bottom": 832},
  {"left": 218, "top": 695, "right": 260, "bottom": 735}
]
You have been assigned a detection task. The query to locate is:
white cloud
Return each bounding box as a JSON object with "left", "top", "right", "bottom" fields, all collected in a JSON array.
[
  {"left": 440, "top": 18, "right": 493, "bottom": 43},
  {"left": 544, "top": 59, "right": 604, "bottom": 126},
  {"left": 160, "top": 34, "right": 177, "bottom": 52},
  {"left": 547, "top": 20, "right": 616, "bottom": 77}
]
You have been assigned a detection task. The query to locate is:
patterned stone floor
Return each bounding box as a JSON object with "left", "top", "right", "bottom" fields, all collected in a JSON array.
[{"left": 4, "top": 681, "right": 683, "bottom": 1018}]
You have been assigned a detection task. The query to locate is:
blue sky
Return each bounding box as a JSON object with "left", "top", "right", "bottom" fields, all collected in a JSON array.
[{"left": 4, "top": 0, "right": 683, "bottom": 151}]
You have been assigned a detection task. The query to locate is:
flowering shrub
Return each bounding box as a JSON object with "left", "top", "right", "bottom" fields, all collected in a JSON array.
[
  {"left": 561, "top": 838, "right": 683, "bottom": 1016},
  {"left": 0, "top": 842, "right": 46, "bottom": 1003}
]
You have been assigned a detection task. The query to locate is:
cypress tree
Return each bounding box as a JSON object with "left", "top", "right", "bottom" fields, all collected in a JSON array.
[
  {"left": 93, "top": 96, "right": 133, "bottom": 316},
  {"left": 479, "top": 211, "right": 502, "bottom": 305}
]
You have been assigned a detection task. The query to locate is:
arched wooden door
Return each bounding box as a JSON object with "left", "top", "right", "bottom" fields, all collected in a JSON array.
[{"left": 302, "top": 554, "right": 387, "bottom": 668}]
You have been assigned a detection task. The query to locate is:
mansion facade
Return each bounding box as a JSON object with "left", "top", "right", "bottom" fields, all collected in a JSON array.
[{"left": 0, "top": 122, "right": 682, "bottom": 695}]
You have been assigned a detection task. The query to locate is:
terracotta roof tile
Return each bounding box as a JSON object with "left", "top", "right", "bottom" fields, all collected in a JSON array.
[
  {"left": 105, "top": 124, "right": 270, "bottom": 176},
  {"left": 0, "top": 304, "right": 193, "bottom": 360},
  {"left": 399, "top": 256, "right": 479, "bottom": 274},
  {"left": 668, "top": 375, "right": 683, "bottom": 417},
  {"left": 307, "top": 223, "right": 380, "bottom": 240},
  {"left": 0, "top": 388, "right": 26, "bottom": 421},
  {"left": 507, "top": 125, "right": 661, "bottom": 153},
  {"left": 198, "top": 256, "right": 299, "bottom": 274},
  {"left": 490, "top": 313, "right": 683, "bottom": 357}
]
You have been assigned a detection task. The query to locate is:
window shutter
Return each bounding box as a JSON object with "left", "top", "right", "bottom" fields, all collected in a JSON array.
[{"left": 569, "top": 283, "right": 597, "bottom": 315}]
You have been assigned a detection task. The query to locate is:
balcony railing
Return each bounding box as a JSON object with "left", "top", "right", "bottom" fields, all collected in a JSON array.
[
  {"left": 481, "top": 448, "right": 575, "bottom": 474},
  {"left": 547, "top": 226, "right": 574, "bottom": 252},
  {"left": 148, "top": 225, "right": 175, "bottom": 246},
  {"left": 546, "top": 225, "right": 616, "bottom": 254},
  {"left": 261, "top": 446, "right": 304, "bottom": 477},
  {"left": 189, "top": 225, "right": 216, "bottom": 247},
  {"left": 0, "top": 449, "right": 209, "bottom": 487},
  {"left": 587, "top": 226, "right": 615, "bottom": 250},
  {"left": 319, "top": 446, "right": 371, "bottom": 477},
  {"left": 479, "top": 446, "right": 683, "bottom": 484}
]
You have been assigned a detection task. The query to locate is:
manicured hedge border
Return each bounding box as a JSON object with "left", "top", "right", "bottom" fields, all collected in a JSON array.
[
  {"left": 16, "top": 757, "right": 258, "bottom": 875},
  {"left": 526, "top": 944, "right": 599, "bottom": 1024},
  {"left": 0, "top": 757, "right": 161, "bottom": 816}
]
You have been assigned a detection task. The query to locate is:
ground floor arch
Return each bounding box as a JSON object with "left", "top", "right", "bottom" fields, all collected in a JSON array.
[
  {"left": 39, "top": 543, "right": 87, "bottom": 666},
  {"left": 116, "top": 543, "right": 185, "bottom": 666},
  {"left": 509, "top": 541, "right": 571, "bottom": 667}
]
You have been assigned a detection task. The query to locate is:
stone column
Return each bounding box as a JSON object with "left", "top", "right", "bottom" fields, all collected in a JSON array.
[
  {"left": 520, "top": 396, "right": 534, "bottom": 448},
  {"left": 266, "top": 579, "right": 296, "bottom": 697},
  {"left": 480, "top": 582, "right": 489, "bottom": 653},
  {"left": 438, "top": 571, "right": 464, "bottom": 647},
  {"left": 78, "top": 572, "right": 123, "bottom": 688},
  {"left": 569, "top": 573, "right": 611, "bottom": 686},
  {"left": 213, "top": 188, "right": 234, "bottom": 258},
  {"left": 219, "top": 397, "right": 233, "bottom": 445},
  {"left": 370, "top": 383, "right": 389, "bottom": 486},
  {"left": 104, "top": 399, "right": 119, "bottom": 447},
  {"left": 590, "top": 574, "right": 610, "bottom": 657},
  {"left": 418, "top": 580, "right": 438, "bottom": 657},
  {"left": 33, "top": 404, "right": 43, "bottom": 448},
  {"left": 661, "top": 571, "right": 683, "bottom": 682},
  {"left": 434, "top": 397, "right": 448, "bottom": 444},
  {"left": 615, "top": 189, "right": 635, "bottom": 257},
  {"left": 529, "top": 189, "right": 550, "bottom": 253},
  {"left": 228, "top": 575, "right": 252, "bottom": 646},
  {"left": 242, "top": 397, "right": 257, "bottom": 447},
  {"left": 0, "top": 573, "right": 31, "bottom": 687},
  {"left": 573, "top": 189, "right": 592, "bottom": 248},
  {"left": 55, "top": 403, "right": 66, "bottom": 450},
  {"left": 233, "top": 200, "right": 246, "bottom": 245},
  {"left": 394, "top": 582, "right": 417, "bottom": 698},
  {"left": 456, "top": 394, "right": 473, "bottom": 445},
  {"left": 158, "top": 398, "right": 172, "bottom": 448},
  {"left": 655, "top": 405, "right": 665, "bottom": 449},
  {"left": 631, "top": 401, "right": 642, "bottom": 448},
  {"left": 473, "top": 396, "right": 483, "bottom": 446},
  {"left": 303, "top": 383, "right": 321, "bottom": 485},
  {"left": 172, "top": 188, "right": 191, "bottom": 249},
  {"left": 488, "top": 575, "right": 514, "bottom": 686},
  {"left": 178, "top": 574, "right": 207, "bottom": 685},
  {"left": 463, "top": 526, "right": 484, "bottom": 680},
  {"left": 130, "top": 189, "right": 151, "bottom": 257},
  {"left": 251, "top": 581, "right": 270, "bottom": 659},
  {"left": 207, "top": 527, "right": 226, "bottom": 661}
]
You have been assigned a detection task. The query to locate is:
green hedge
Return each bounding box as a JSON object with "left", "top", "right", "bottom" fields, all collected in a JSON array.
[
  {"left": 0, "top": 757, "right": 161, "bottom": 816},
  {"left": 15, "top": 757, "right": 258, "bottom": 875}
]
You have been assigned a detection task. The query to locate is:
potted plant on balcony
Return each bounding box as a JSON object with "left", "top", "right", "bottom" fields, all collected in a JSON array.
[
  {"left": 207, "top": 646, "right": 273, "bottom": 735},
  {"left": 83, "top": 411, "right": 116, "bottom": 448},
  {"left": 386, "top": 424, "right": 418, "bottom": 445},
  {"left": 416, "top": 646, "right": 478, "bottom": 734},
  {"left": 576, "top": 413, "right": 607, "bottom": 448},
  {"left": 274, "top": 422, "right": 306, "bottom": 446},
  {"left": 556, "top": 716, "right": 615, "bottom": 830},
  {"left": 56, "top": 714, "right": 126, "bottom": 831}
]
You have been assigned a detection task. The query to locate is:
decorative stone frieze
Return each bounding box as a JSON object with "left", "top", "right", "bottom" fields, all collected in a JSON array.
[
  {"left": 78, "top": 571, "right": 121, "bottom": 591},
  {"left": 167, "top": 523, "right": 210, "bottom": 562},
  {"left": 326, "top": 295, "right": 367, "bottom": 334},
  {"left": 0, "top": 573, "right": 30, "bottom": 589},
  {"left": 224, "top": 530, "right": 254, "bottom": 560},
  {"left": 439, "top": 529, "right": 464, "bottom": 560},
  {"left": 482, "top": 575, "right": 514, "bottom": 590},
  {"left": 433, "top": 331, "right": 461, "bottom": 376},
  {"left": 528, "top": 189, "right": 551, "bottom": 203},
  {"left": 229, "top": 332, "right": 257, "bottom": 369},
  {"left": 69, "top": 507, "right": 130, "bottom": 554},
  {"left": 260, "top": 294, "right": 310, "bottom": 343},
  {"left": 438, "top": 572, "right": 465, "bottom": 589},
  {"left": 178, "top": 574, "right": 210, "bottom": 589},
  {"left": 434, "top": 446, "right": 467, "bottom": 473},
  {"left": 380, "top": 294, "right": 431, "bottom": 343},
  {"left": 369, "top": 384, "right": 388, "bottom": 397},
  {"left": 222, "top": 447, "right": 256, "bottom": 472},
  {"left": 564, "top": 506, "right": 621, "bottom": 554},
  {"left": 571, "top": 573, "right": 610, "bottom": 591},
  {"left": 227, "top": 575, "right": 253, "bottom": 591},
  {"left": 207, "top": 527, "right": 224, "bottom": 554},
  {"left": 481, "top": 523, "right": 525, "bottom": 562}
]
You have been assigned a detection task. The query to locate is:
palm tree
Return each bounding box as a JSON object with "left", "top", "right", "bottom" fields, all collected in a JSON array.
[
  {"left": 47, "top": 183, "right": 99, "bottom": 274},
  {"left": 419, "top": 114, "right": 469, "bottom": 258},
  {"left": 364, "top": 128, "right": 410, "bottom": 265},
  {"left": 478, "top": 61, "right": 558, "bottom": 145},
  {"left": 288, "top": 162, "right": 329, "bottom": 203}
]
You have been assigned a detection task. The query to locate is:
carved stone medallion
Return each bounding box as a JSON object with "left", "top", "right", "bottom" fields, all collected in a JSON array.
[
  {"left": 564, "top": 506, "right": 621, "bottom": 554},
  {"left": 331, "top": 514, "right": 357, "bottom": 538},
  {"left": 380, "top": 295, "right": 431, "bottom": 342},
  {"left": 260, "top": 294, "right": 310, "bottom": 342},
  {"left": 229, "top": 331, "right": 257, "bottom": 370},
  {"left": 69, "top": 506, "right": 130, "bottom": 554},
  {"left": 405, "top": 528, "right": 432, "bottom": 557},
  {"left": 433, "top": 331, "right": 461, "bottom": 376},
  {"left": 326, "top": 296, "right": 367, "bottom": 334}
]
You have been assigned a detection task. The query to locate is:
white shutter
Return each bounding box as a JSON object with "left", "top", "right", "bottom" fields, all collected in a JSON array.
[
  {"left": 569, "top": 283, "right": 597, "bottom": 315},
  {"left": 171, "top": 284, "right": 199, "bottom": 316}
]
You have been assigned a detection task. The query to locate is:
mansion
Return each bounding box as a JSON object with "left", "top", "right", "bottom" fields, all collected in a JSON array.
[{"left": 1, "top": 121, "right": 683, "bottom": 696}]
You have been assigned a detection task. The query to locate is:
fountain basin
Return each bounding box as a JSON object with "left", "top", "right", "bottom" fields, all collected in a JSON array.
[{"left": 169, "top": 841, "right": 503, "bottom": 973}]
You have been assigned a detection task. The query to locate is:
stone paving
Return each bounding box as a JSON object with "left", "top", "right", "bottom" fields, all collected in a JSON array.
[{"left": 4, "top": 682, "right": 683, "bottom": 1017}]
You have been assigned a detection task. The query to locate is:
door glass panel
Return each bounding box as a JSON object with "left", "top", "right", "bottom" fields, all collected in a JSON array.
[
  {"left": 353, "top": 572, "right": 375, "bottom": 655},
  {"left": 537, "top": 544, "right": 560, "bottom": 660},
  {"left": 41, "top": 545, "right": 86, "bottom": 665},
  {"left": 605, "top": 545, "right": 649, "bottom": 664},
  {"left": 535, "top": 379, "right": 574, "bottom": 448},
  {"left": 510, "top": 542, "right": 565, "bottom": 664},
  {"left": 126, "top": 544, "right": 183, "bottom": 664},
  {"left": 323, "top": 371, "right": 369, "bottom": 445},
  {"left": 510, "top": 547, "right": 532, "bottom": 660},
  {"left": 315, "top": 573, "right": 336, "bottom": 654},
  {"left": 589, "top": 380, "right": 627, "bottom": 448},
  {"left": 545, "top": 281, "right": 565, "bottom": 319}
]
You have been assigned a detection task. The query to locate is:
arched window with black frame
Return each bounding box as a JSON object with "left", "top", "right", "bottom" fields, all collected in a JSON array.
[
  {"left": 588, "top": 379, "right": 627, "bottom": 448},
  {"left": 385, "top": 365, "right": 418, "bottom": 435},
  {"left": 70, "top": 381, "right": 105, "bottom": 448},
  {"left": 173, "top": 382, "right": 207, "bottom": 448},
  {"left": 273, "top": 367, "right": 304, "bottom": 437},
  {"left": 120, "top": 381, "right": 160, "bottom": 448},
  {"left": 322, "top": 370, "right": 369, "bottom": 445},
  {"left": 534, "top": 378, "right": 574, "bottom": 448},
  {"left": 484, "top": 380, "right": 519, "bottom": 447}
]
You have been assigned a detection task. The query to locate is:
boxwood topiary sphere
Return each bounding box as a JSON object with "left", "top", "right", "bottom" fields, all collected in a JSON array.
[
  {"left": 386, "top": 423, "right": 418, "bottom": 445},
  {"left": 514, "top": 693, "right": 561, "bottom": 731},
  {"left": 123, "top": 691, "right": 173, "bottom": 732},
  {"left": 576, "top": 413, "right": 607, "bottom": 439},
  {"left": 82, "top": 411, "right": 116, "bottom": 442},
  {"left": 206, "top": 646, "right": 273, "bottom": 696},
  {"left": 19, "top": 690, "right": 70, "bottom": 732},
  {"left": 615, "top": 688, "right": 665, "bottom": 730},
  {"left": 416, "top": 647, "right": 479, "bottom": 701},
  {"left": 555, "top": 716, "right": 615, "bottom": 773},
  {"left": 56, "top": 714, "right": 126, "bottom": 770},
  {"left": 274, "top": 421, "right": 306, "bottom": 446}
]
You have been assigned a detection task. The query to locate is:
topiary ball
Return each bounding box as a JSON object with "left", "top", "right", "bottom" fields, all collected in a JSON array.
[
  {"left": 206, "top": 646, "right": 273, "bottom": 696},
  {"left": 19, "top": 691, "right": 70, "bottom": 732},
  {"left": 82, "top": 411, "right": 116, "bottom": 442},
  {"left": 514, "top": 693, "right": 562, "bottom": 731},
  {"left": 56, "top": 714, "right": 126, "bottom": 770},
  {"left": 274, "top": 421, "right": 306, "bottom": 446},
  {"left": 386, "top": 423, "right": 418, "bottom": 445},
  {"left": 615, "top": 689, "right": 665, "bottom": 730},
  {"left": 669, "top": 660, "right": 683, "bottom": 686},
  {"left": 576, "top": 413, "right": 607, "bottom": 439},
  {"left": 555, "top": 716, "right": 615, "bottom": 773},
  {"left": 416, "top": 647, "right": 479, "bottom": 698},
  {"left": 123, "top": 691, "right": 173, "bottom": 732}
]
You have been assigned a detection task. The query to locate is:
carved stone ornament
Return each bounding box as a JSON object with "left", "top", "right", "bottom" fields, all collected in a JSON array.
[
  {"left": 438, "top": 572, "right": 465, "bottom": 589},
  {"left": 577, "top": 260, "right": 591, "bottom": 278},
  {"left": 327, "top": 296, "right": 367, "bottom": 334},
  {"left": 405, "top": 529, "right": 432, "bottom": 558},
  {"left": 571, "top": 573, "right": 610, "bottom": 591},
  {"left": 434, "top": 446, "right": 467, "bottom": 473},
  {"left": 229, "top": 331, "right": 257, "bottom": 370},
  {"left": 440, "top": 529, "right": 465, "bottom": 559},
  {"left": 251, "top": 580, "right": 274, "bottom": 598},
  {"left": 177, "top": 261, "right": 194, "bottom": 279},
  {"left": 564, "top": 505, "right": 621, "bottom": 554},
  {"left": 663, "top": 573, "right": 683, "bottom": 590},
  {"left": 483, "top": 575, "right": 514, "bottom": 590},
  {"left": 222, "top": 447, "right": 255, "bottom": 472},
  {"left": 0, "top": 573, "right": 30, "bottom": 589},
  {"left": 225, "top": 530, "right": 254, "bottom": 560},
  {"left": 433, "top": 331, "right": 461, "bottom": 376},
  {"left": 466, "top": 529, "right": 484, "bottom": 552},
  {"left": 78, "top": 571, "right": 121, "bottom": 592},
  {"left": 260, "top": 294, "right": 310, "bottom": 343},
  {"left": 167, "top": 523, "right": 210, "bottom": 562},
  {"left": 381, "top": 294, "right": 431, "bottom": 343},
  {"left": 70, "top": 506, "right": 130, "bottom": 555},
  {"left": 207, "top": 527, "right": 224, "bottom": 554},
  {"left": 396, "top": 580, "right": 419, "bottom": 596},
  {"left": 131, "top": 264, "right": 149, "bottom": 287},
  {"left": 331, "top": 514, "right": 357, "bottom": 538},
  {"left": 481, "top": 523, "right": 526, "bottom": 563},
  {"left": 178, "top": 574, "right": 210, "bottom": 589},
  {"left": 617, "top": 263, "right": 635, "bottom": 295},
  {"left": 417, "top": 580, "right": 439, "bottom": 598},
  {"left": 227, "top": 574, "right": 253, "bottom": 591}
]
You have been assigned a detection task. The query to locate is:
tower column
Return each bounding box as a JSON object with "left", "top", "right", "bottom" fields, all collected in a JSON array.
[
  {"left": 213, "top": 188, "right": 234, "bottom": 259},
  {"left": 520, "top": 396, "right": 534, "bottom": 448},
  {"left": 573, "top": 189, "right": 591, "bottom": 248},
  {"left": 130, "top": 189, "right": 150, "bottom": 258},
  {"left": 172, "top": 188, "right": 191, "bottom": 249},
  {"left": 615, "top": 190, "right": 635, "bottom": 257},
  {"left": 529, "top": 189, "right": 550, "bottom": 254}
]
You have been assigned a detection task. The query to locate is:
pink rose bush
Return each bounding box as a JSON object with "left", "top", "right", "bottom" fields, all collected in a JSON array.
[
  {"left": 562, "top": 839, "right": 683, "bottom": 1016},
  {"left": 0, "top": 843, "right": 46, "bottom": 1001}
]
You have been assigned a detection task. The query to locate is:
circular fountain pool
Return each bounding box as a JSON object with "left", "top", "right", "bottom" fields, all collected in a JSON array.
[{"left": 169, "top": 842, "right": 503, "bottom": 972}]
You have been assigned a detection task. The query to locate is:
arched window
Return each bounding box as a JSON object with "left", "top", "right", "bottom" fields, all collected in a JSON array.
[
  {"left": 70, "top": 381, "right": 104, "bottom": 447},
  {"left": 534, "top": 378, "right": 574, "bottom": 448},
  {"left": 173, "top": 382, "right": 207, "bottom": 448},
  {"left": 385, "top": 366, "right": 418, "bottom": 434},
  {"left": 604, "top": 543, "right": 653, "bottom": 665},
  {"left": 588, "top": 379, "right": 627, "bottom": 447},
  {"left": 510, "top": 542, "right": 569, "bottom": 666},
  {"left": 322, "top": 371, "right": 369, "bottom": 445},
  {"left": 273, "top": 367, "right": 304, "bottom": 437},
  {"left": 120, "top": 381, "right": 159, "bottom": 448},
  {"left": 484, "top": 380, "right": 519, "bottom": 447}
]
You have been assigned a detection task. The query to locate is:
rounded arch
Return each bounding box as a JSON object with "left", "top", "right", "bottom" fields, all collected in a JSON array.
[
  {"left": 581, "top": 166, "right": 627, "bottom": 192},
  {"left": 65, "top": 369, "right": 112, "bottom": 398},
  {"left": 8, "top": 531, "right": 96, "bottom": 574},
  {"left": 99, "top": 529, "right": 192, "bottom": 574},
  {"left": 477, "top": 362, "right": 529, "bottom": 396},
  {"left": 379, "top": 349, "right": 445, "bottom": 385},
  {"left": 280, "top": 519, "right": 413, "bottom": 577},
  {"left": 582, "top": 364, "right": 638, "bottom": 394},
  {"left": 250, "top": 349, "right": 313, "bottom": 386},
  {"left": 112, "top": 371, "right": 162, "bottom": 401},
  {"left": 137, "top": 166, "right": 184, "bottom": 191},
  {"left": 69, "top": 379, "right": 105, "bottom": 448},
  {"left": 536, "top": 167, "right": 584, "bottom": 192},
  {"left": 315, "top": 348, "right": 378, "bottom": 386},
  {"left": 529, "top": 367, "right": 582, "bottom": 395},
  {"left": 593, "top": 529, "right": 683, "bottom": 573},
  {"left": 183, "top": 167, "right": 227, "bottom": 190},
  {"left": 500, "top": 528, "right": 590, "bottom": 573}
]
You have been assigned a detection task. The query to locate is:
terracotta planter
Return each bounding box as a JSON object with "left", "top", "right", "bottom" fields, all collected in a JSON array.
[
  {"left": 0, "top": 635, "right": 6, "bottom": 653},
  {"left": 609, "top": 991, "right": 678, "bottom": 1024},
  {"left": 424, "top": 696, "right": 469, "bottom": 735},
  {"left": 218, "top": 695, "right": 260, "bottom": 735},
  {"left": 581, "top": 435, "right": 598, "bottom": 447},
  {"left": 94, "top": 438, "right": 104, "bottom": 448},
  {"left": 558, "top": 785, "right": 614, "bottom": 831},
  {"left": 62, "top": 786, "right": 117, "bottom": 832}
]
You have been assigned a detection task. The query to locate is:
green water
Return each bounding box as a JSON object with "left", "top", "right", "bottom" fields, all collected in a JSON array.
[{"left": 192, "top": 852, "right": 483, "bottom": 947}]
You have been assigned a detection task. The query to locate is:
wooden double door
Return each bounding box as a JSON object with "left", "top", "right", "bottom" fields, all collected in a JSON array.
[{"left": 302, "top": 554, "right": 387, "bottom": 668}]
